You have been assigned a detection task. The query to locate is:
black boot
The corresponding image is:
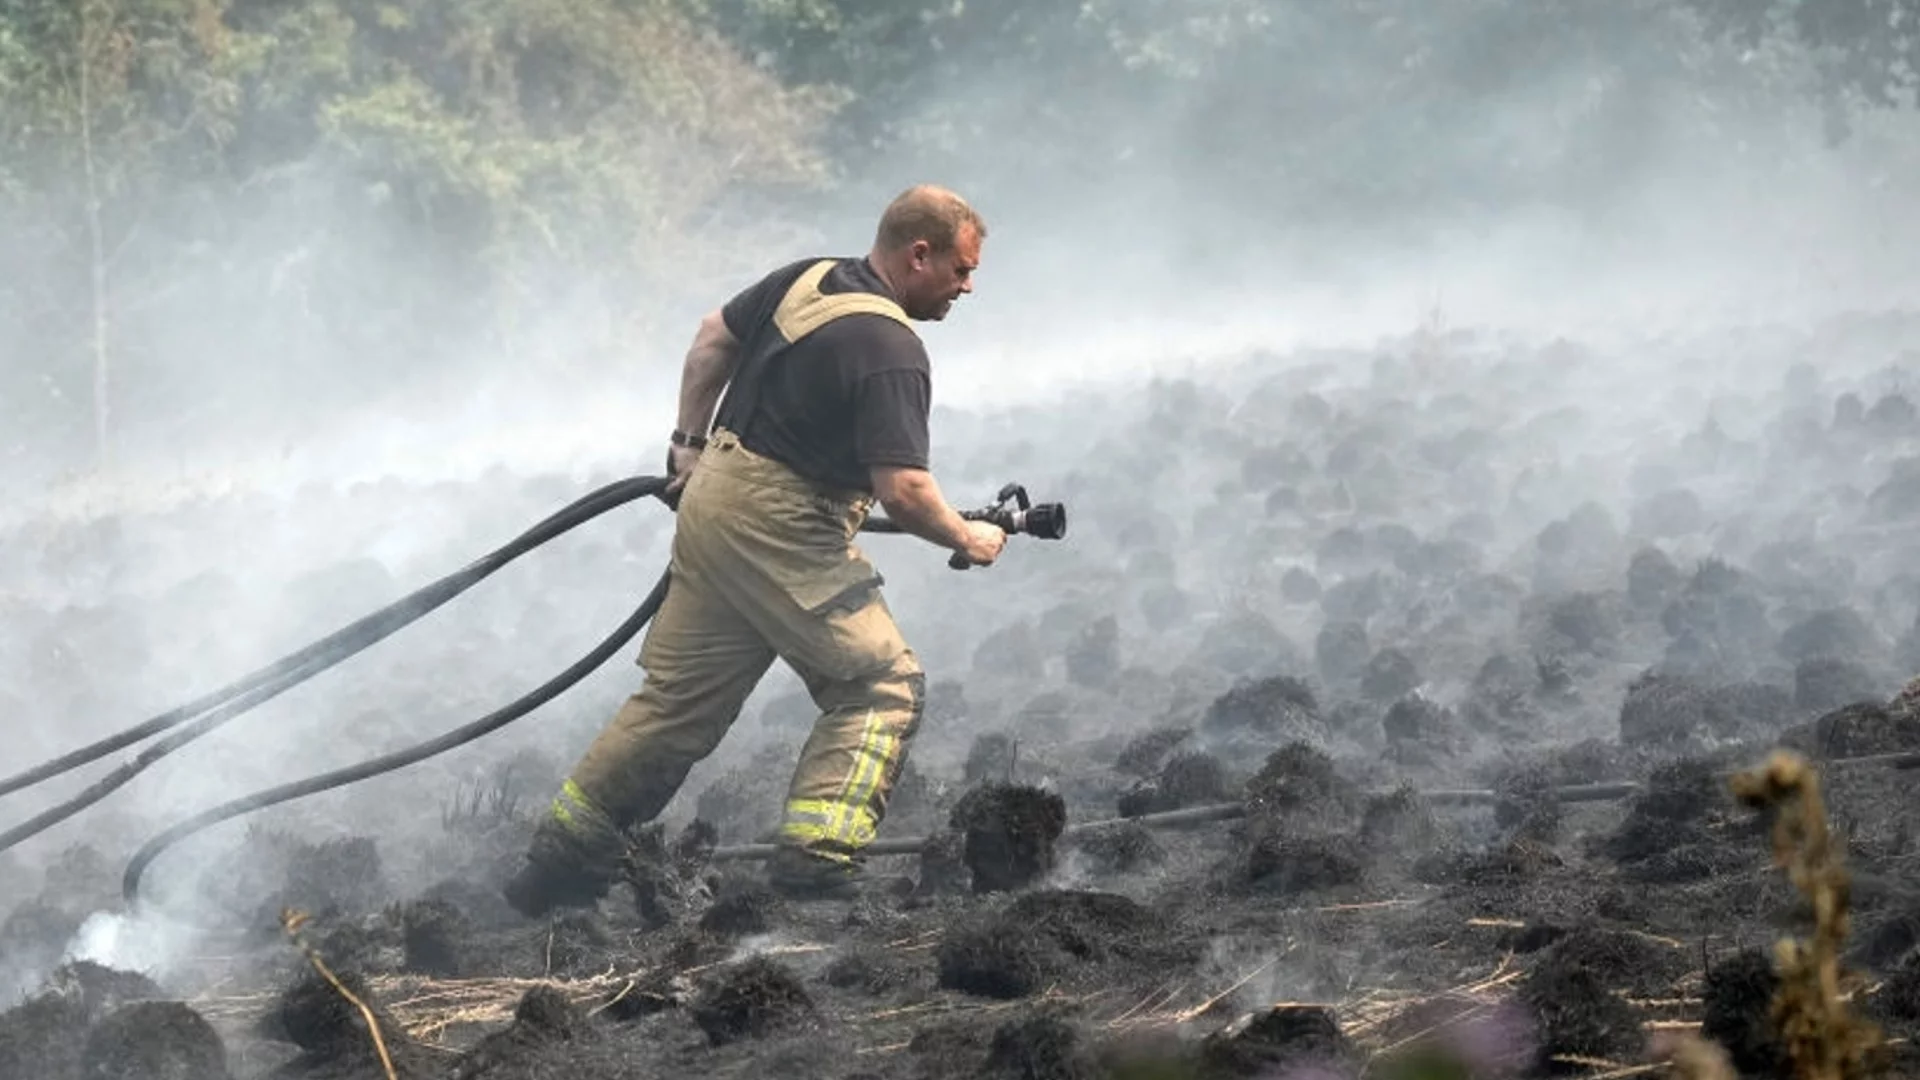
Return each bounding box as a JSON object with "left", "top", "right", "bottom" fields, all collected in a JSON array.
[
  {"left": 765, "top": 845, "right": 864, "bottom": 900},
  {"left": 502, "top": 788, "right": 627, "bottom": 918}
]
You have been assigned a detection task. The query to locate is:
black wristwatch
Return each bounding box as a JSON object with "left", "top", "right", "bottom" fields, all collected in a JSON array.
[{"left": 670, "top": 429, "right": 707, "bottom": 449}]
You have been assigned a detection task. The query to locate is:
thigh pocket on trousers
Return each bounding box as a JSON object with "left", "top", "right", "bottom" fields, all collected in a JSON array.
[{"left": 774, "top": 555, "right": 907, "bottom": 684}]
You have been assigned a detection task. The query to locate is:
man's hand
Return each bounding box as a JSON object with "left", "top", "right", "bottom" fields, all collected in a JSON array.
[
  {"left": 666, "top": 443, "right": 702, "bottom": 495},
  {"left": 871, "top": 464, "right": 1006, "bottom": 566},
  {"left": 958, "top": 520, "right": 1006, "bottom": 566}
]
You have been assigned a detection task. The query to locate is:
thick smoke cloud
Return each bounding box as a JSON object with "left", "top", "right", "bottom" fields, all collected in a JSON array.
[{"left": 1, "top": 0, "right": 1919, "bottom": 1071}]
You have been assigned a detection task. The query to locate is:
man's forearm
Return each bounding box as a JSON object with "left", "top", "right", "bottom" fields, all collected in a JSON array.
[
  {"left": 874, "top": 468, "right": 972, "bottom": 551},
  {"left": 676, "top": 312, "right": 741, "bottom": 436}
]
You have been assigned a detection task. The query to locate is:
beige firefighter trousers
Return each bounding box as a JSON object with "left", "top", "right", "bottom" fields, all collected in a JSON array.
[{"left": 558, "top": 427, "right": 925, "bottom": 862}]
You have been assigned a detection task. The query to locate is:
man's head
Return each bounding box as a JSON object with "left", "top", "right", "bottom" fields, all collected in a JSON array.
[{"left": 868, "top": 184, "right": 985, "bottom": 321}]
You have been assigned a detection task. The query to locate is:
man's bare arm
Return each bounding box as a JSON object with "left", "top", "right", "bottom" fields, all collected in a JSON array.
[
  {"left": 870, "top": 465, "right": 975, "bottom": 552},
  {"left": 676, "top": 309, "right": 742, "bottom": 437}
]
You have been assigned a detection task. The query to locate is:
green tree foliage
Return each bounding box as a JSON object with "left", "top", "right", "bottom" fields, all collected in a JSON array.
[
  {"left": 1686, "top": 0, "right": 1919, "bottom": 110},
  {"left": 0, "top": 0, "right": 837, "bottom": 467},
  {"left": 1, "top": 0, "right": 1912, "bottom": 478}
]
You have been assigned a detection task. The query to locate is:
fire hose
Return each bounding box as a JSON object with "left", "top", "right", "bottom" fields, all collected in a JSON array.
[{"left": 0, "top": 473, "right": 1066, "bottom": 908}]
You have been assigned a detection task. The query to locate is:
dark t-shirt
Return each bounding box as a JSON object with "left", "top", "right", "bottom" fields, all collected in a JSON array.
[{"left": 714, "top": 256, "right": 931, "bottom": 493}]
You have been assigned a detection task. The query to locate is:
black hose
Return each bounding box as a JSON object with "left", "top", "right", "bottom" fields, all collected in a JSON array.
[
  {"left": 115, "top": 488, "right": 934, "bottom": 909},
  {"left": 122, "top": 568, "right": 671, "bottom": 906},
  {"left": 0, "top": 477, "right": 667, "bottom": 855}
]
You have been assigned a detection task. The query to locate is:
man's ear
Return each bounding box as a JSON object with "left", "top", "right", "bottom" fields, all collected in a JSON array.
[{"left": 908, "top": 239, "right": 931, "bottom": 268}]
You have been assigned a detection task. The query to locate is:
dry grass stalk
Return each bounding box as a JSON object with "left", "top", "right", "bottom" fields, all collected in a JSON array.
[
  {"left": 1730, "top": 750, "right": 1886, "bottom": 1080},
  {"left": 281, "top": 908, "right": 398, "bottom": 1080}
]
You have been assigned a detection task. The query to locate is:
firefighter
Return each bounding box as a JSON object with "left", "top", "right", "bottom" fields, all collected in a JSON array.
[{"left": 504, "top": 184, "right": 1006, "bottom": 914}]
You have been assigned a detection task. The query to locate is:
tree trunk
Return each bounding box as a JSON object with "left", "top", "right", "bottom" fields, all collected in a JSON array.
[{"left": 78, "top": 0, "right": 110, "bottom": 470}]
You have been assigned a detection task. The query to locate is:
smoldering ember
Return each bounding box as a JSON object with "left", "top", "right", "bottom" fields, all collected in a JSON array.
[{"left": 6, "top": 3, "right": 1920, "bottom": 1080}]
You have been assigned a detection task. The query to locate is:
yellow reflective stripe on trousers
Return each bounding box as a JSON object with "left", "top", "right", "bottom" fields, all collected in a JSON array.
[
  {"left": 779, "top": 708, "right": 900, "bottom": 852},
  {"left": 550, "top": 778, "right": 595, "bottom": 830}
]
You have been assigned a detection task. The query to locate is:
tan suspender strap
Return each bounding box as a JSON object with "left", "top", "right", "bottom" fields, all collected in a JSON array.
[{"left": 772, "top": 259, "right": 912, "bottom": 343}]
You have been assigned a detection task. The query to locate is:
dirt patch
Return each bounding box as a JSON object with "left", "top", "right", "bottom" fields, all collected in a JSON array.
[
  {"left": 688, "top": 956, "right": 815, "bottom": 1046},
  {"left": 81, "top": 1000, "right": 229, "bottom": 1080},
  {"left": 952, "top": 784, "right": 1068, "bottom": 894}
]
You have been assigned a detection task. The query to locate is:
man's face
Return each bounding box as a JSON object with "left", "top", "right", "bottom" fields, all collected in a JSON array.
[{"left": 902, "top": 224, "right": 981, "bottom": 321}]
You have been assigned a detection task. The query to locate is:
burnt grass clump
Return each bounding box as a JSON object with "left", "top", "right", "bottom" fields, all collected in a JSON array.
[
  {"left": 81, "top": 1001, "right": 229, "bottom": 1080},
  {"left": 1517, "top": 943, "right": 1645, "bottom": 1071},
  {"left": 1066, "top": 820, "right": 1166, "bottom": 874},
  {"left": 689, "top": 957, "right": 815, "bottom": 1046},
  {"left": 936, "top": 890, "right": 1201, "bottom": 1000},
  {"left": 1116, "top": 750, "right": 1230, "bottom": 817},
  {"left": 622, "top": 819, "right": 718, "bottom": 929},
  {"left": 0, "top": 990, "right": 92, "bottom": 1079},
  {"left": 1701, "top": 948, "right": 1787, "bottom": 1078},
  {"left": 952, "top": 783, "right": 1068, "bottom": 893},
  {"left": 1198, "top": 1005, "right": 1357, "bottom": 1078},
  {"left": 450, "top": 987, "right": 591, "bottom": 1078},
  {"left": 264, "top": 965, "right": 437, "bottom": 1077},
  {"left": 1779, "top": 694, "right": 1920, "bottom": 758},
  {"left": 399, "top": 898, "right": 472, "bottom": 977},
  {"left": 984, "top": 1013, "right": 1103, "bottom": 1080},
  {"left": 1199, "top": 675, "right": 1323, "bottom": 746},
  {"left": 1597, "top": 757, "right": 1737, "bottom": 876},
  {"left": 1243, "top": 742, "right": 1364, "bottom": 833},
  {"left": 698, "top": 886, "right": 790, "bottom": 938}
]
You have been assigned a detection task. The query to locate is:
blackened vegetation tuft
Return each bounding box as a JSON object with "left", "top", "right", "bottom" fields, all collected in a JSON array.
[
  {"left": 689, "top": 957, "right": 815, "bottom": 1046},
  {"left": 952, "top": 783, "right": 1068, "bottom": 893}
]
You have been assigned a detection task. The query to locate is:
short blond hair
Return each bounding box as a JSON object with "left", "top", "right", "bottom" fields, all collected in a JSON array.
[{"left": 874, "top": 184, "right": 986, "bottom": 253}]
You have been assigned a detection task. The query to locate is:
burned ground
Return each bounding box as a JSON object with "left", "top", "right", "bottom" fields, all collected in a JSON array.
[{"left": 11, "top": 316, "right": 1920, "bottom": 1079}]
